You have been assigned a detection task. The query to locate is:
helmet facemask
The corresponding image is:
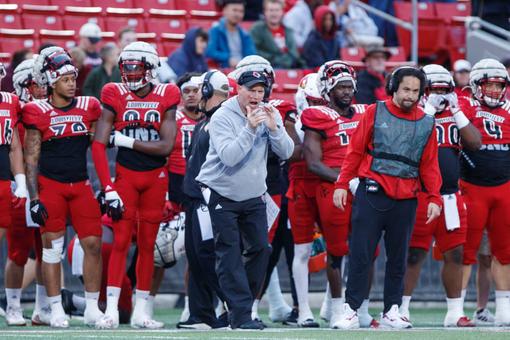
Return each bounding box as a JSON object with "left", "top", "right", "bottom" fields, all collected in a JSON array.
[
  {"left": 120, "top": 60, "right": 152, "bottom": 91},
  {"left": 478, "top": 78, "right": 507, "bottom": 108}
]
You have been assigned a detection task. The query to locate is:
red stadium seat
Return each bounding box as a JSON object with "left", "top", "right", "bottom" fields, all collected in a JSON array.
[
  {"left": 175, "top": 0, "right": 217, "bottom": 12},
  {"left": 63, "top": 6, "right": 104, "bottom": 32},
  {"left": 8, "top": 0, "right": 50, "bottom": 6},
  {"left": 341, "top": 47, "right": 366, "bottom": 63},
  {"left": 394, "top": 1, "right": 446, "bottom": 58},
  {"left": 0, "top": 4, "right": 22, "bottom": 29},
  {"left": 134, "top": 0, "right": 175, "bottom": 11},
  {"left": 434, "top": 3, "right": 470, "bottom": 62},
  {"left": 105, "top": 7, "right": 145, "bottom": 33},
  {"left": 0, "top": 28, "right": 36, "bottom": 53},
  {"left": 187, "top": 10, "right": 220, "bottom": 31},
  {"left": 239, "top": 21, "right": 254, "bottom": 32},
  {"left": 434, "top": 2, "right": 471, "bottom": 24},
  {"left": 39, "top": 29, "right": 77, "bottom": 50},
  {"left": 274, "top": 69, "right": 303, "bottom": 90},
  {"left": 160, "top": 32, "right": 184, "bottom": 55},
  {"left": 21, "top": 5, "right": 63, "bottom": 31},
  {"left": 387, "top": 46, "right": 407, "bottom": 62},
  {"left": 146, "top": 9, "right": 187, "bottom": 34},
  {"left": 91, "top": 0, "right": 133, "bottom": 7},
  {"left": 98, "top": 30, "right": 116, "bottom": 46},
  {"left": 50, "top": 0, "right": 92, "bottom": 6}
]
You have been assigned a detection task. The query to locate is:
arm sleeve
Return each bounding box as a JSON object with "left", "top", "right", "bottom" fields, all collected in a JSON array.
[
  {"left": 335, "top": 106, "right": 375, "bottom": 189},
  {"left": 208, "top": 113, "right": 257, "bottom": 167},
  {"left": 91, "top": 140, "right": 114, "bottom": 190},
  {"left": 419, "top": 128, "right": 443, "bottom": 207}
]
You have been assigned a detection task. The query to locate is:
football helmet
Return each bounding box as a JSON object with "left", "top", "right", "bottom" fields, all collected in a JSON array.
[
  {"left": 13, "top": 59, "right": 47, "bottom": 102},
  {"left": 295, "top": 73, "right": 325, "bottom": 114},
  {"left": 34, "top": 46, "right": 77, "bottom": 87},
  {"left": 470, "top": 58, "right": 509, "bottom": 107},
  {"left": 118, "top": 41, "right": 160, "bottom": 91},
  {"left": 154, "top": 212, "right": 185, "bottom": 268},
  {"left": 316, "top": 60, "right": 357, "bottom": 101}
]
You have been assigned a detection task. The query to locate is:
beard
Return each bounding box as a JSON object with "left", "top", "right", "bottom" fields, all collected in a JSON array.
[
  {"left": 333, "top": 95, "right": 352, "bottom": 109},
  {"left": 185, "top": 104, "right": 198, "bottom": 113}
]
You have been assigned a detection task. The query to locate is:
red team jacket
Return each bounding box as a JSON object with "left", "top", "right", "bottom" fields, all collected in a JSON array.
[{"left": 335, "top": 99, "right": 442, "bottom": 206}]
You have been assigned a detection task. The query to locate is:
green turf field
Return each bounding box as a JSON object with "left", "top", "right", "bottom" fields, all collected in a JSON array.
[{"left": 1, "top": 307, "right": 509, "bottom": 339}]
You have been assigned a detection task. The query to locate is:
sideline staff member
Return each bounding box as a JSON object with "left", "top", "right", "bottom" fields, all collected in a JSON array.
[
  {"left": 333, "top": 67, "right": 442, "bottom": 329},
  {"left": 196, "top": 70, "right": 294, "bottom": 329}
]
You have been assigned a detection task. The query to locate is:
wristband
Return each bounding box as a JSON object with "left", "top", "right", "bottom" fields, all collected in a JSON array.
[
  {"left": 453, "top": 110, "right": 470, "bottom": 129},
  {"left": 14, "top": 174, "right": 27, "bottom": 191},
  {"left": 114, "top": 131, "right": 135, "bottom": 149}
]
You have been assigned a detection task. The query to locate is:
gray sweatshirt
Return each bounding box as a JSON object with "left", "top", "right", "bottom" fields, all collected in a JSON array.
[{"left": 195, "top": 96, "right": 294, "bottom": 201}]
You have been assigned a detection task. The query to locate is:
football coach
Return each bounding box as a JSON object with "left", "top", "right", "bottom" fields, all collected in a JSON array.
[
  {"left": 196, "top": 69, "right": 294, "bottom": 329},
  {"left": 332, "top": 66, "right": 442, "bottom": 329}
]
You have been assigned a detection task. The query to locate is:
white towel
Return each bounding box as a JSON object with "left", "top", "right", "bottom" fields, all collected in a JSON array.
[{"left": 443, "top": 194, "right": 460, "bottom": 231}]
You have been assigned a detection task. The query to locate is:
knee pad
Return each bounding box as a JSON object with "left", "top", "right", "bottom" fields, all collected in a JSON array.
[
  {"left": 329, "top": 255, "right": 342, "bottom": 269},
  {"left": 407, "top": 248, "right": 426, "bottom": 266},
  {"left": 42, "top": 236, "right": 64, "bottom": 264}
]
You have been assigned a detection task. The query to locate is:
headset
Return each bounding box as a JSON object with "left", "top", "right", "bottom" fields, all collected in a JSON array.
[
  {"left": 386, "top": 66, "right": 426, "bottom": 97},
  {"left": 201, "top": 70, "right": 216, "bottom": 101}
]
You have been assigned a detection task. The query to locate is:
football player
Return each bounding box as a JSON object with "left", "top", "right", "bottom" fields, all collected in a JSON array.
[
  {"left": 458, "top": 59, "right": 510, "bottom": 326},
  {"left": 92, "top": 42, "right": 180, "bottom": 329},
  {"left": 22, "top": 47, "right": 103, "bottom": 328},
  {"left": 401, "top": 64, "right": 481, "bottom": 327}
]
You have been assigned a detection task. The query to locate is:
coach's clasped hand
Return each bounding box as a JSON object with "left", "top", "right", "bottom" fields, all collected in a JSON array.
[{"left": 30, "top": 199, "right": 48, "bottom": 226}]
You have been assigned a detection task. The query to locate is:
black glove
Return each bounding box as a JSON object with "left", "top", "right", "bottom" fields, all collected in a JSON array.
[
  {"left": 30, "top": 199, "right": 48, "bottom": 226},
  {"left": 105, "top": 190, "right": 124, "bottom": 221},
  {"left": 95, "top": 190, "right": 107, "bottom": 215}
]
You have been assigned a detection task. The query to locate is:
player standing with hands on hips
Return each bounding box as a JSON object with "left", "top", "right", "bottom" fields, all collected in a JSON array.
[
  {"left": 196, "top": 70, "right": 294, "bottom": 330},
  {"left": 333, "top": 66, "right": 442, "bottom": 329}
]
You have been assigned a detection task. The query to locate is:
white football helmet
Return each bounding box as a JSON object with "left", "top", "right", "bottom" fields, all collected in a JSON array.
[
  {"left": 316, "top": 60, "right": 357, "bottom": 101},
  {"left": 34, "top": 46, "right": 77, "bottom": 87},
  {"left": 470, "top": 58, "right": 509, "bottom": 107},
  {"left": 118, "top": 41, "right": 160, "bottom": 91},
  {"left": 154, "top": 212, "right": 185, "bottom": 268},
  {"left": 228, "top": 55, "right": 275, "bottom": 85},
  {"left": 422, "top": 64, "right": 454, "bottom": 112},
  {"left": 13, "top": 59, "right": 45, "bottom": 102},
  {"left": 295, "top": 73, "right": 323, "bottom": 114}
]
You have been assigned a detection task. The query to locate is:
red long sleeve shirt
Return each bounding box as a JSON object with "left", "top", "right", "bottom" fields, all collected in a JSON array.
[{"left": 335, "top": 99, "right": 442, "bottom": 207}]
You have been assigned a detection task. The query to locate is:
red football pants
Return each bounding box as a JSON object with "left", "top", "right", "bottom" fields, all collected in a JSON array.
[{"left": 107, "top": 164, "right": 167, "bottom": 291}]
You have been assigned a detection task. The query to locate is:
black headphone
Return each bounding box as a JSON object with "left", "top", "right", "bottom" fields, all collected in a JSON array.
[
  {"left": 201, "top": 70, "right": 216, "bottom": 101},
  {"left": 386, "top": 66, "right": 426, "bottom": 97}
]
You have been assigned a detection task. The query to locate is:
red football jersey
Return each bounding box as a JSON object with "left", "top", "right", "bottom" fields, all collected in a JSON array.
[
  {"left": 167, "top": 110, "right": 201, "bottom": 175},
  {"left": 101, "top": 82, "right": 180, "bottom": 171},
  {"left": 269, "top": 98, "right": 297, "bottom": 122},
  {"left": 434, "top": 108, "right": 460, "bottom": 150},
  {"left": 0, "top": 92, "right": 21, "bottom": 146},
  {"left": 301, "top": 104, "right": 366, "bottom": 168}
]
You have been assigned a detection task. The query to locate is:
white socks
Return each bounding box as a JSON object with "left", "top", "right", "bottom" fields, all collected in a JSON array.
[
  {"left": 105, "top": 286, "right": 121, "bottom": 316},
  {"left": 401, "top": 295, "right": 411, "bottom": 312},
  {"left": 5, "top": 288, "right": 22, "bottom": 309},
  {"left": 358, "top": 299, "right": 370, "bottom": 316},
  {"left": 85, "top": 291, "right": 100, "bottom": 313},
  {"left": 47, "top": 295, "right": 66, "bottom": 317},
  {"left": 446, "top": 297, "right": 464, "bottom": 318},
  {"left": 35, "top": 284, "right": 49, "bottom": 312},
  {"left": 495, "top": 290, "right": 510, "bottom": 317},
  {"left": 133, "top": 290, "right": 150, "bottom": 317},
  {"left": 293, "top": 242, "right": 313, "bottom": 321},
  {"left": 147, "top": 295, "right": 155, "bottom": 317},
  {"left": 251, "top": 299, "right": 260, "bottom": 320}
]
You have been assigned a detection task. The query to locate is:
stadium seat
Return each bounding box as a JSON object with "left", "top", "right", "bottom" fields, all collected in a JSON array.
[
  {"left": 187, "top": 10, "right": 220, "bottom": 31},
  {"left": 393, "top": 1, "right": 446, "bottom": 58},
  {"left": 175, "top": 0, "right": 217, "bottom": 12},
  {"left": 92, "top": 0, "right": 133, "bottom": 7},
  {"left": 434, "top": 3, "right": 470, "bottom": 62},
  {"left": 21, "top": 5, "right": 63, "bottom": 31},
  {"left": 39, "top": 29, "right": 77, "bottom": 50},
  {"left": 239, "top": 20, "right": 254, "bottom": 32},
  {"left": 50, "top": 0, "right": 92, "bottom": 6},
  {"left": 135, "top": 32, "right": 162, "bottom": 54},
  {"left": 105, "top": 7, "right": 145, "bottom": 33},
  {"left": 98, "top": 30, "right": 116, "bottom": 46},
  {"left": 0, "top": 52, "right": 11, "bottom": 64},
  {"left": 134, "top": 0, "right": 175, "bottom": 11},
  {"left": 341, "top": 47, "right": 366, "bottom": 63},
  {"left": 63, "top": 6, "right": 104, "bottom": 32},
  {"left": 0, "top": 4, "right": 23, "bottom": 29},
  {"left": 0, "top": 28, "right": 36, "bottom": 53},
  {"left": 146, "top": 9, "right": 187, "bottom": 34},
  {"left": 387, "top": 46, "right": 407, "bottom": 62},
  {"left": 8, "top": 0, "right": 50, "bottom": 6},
  {"left": 274, "top": 69, "right": 303, "bottom": 90},
  {"left": 160, "top": 32, "right": 184, "bottom": 56},
  {"left": 434, "top": 2, "right": 471, "bottom": 24}
]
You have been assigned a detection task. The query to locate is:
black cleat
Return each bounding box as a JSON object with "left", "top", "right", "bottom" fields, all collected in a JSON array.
[
  {"left": 283, "top": 308, "right": 298, "bottom": 326},
  {"left": 238, "top": 319, "right": 264, "bottom": 330}
]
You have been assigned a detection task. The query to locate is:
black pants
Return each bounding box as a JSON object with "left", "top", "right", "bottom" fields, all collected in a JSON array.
[
  {"left": 207, "top": 189, "right": 272, "bottom": 328},
  {"left": 346, "top": 180, "right": 417, "bottom": 313},
  {"left": 185, "top": 198, "right": 226, "bottom": 326},
  {"left": 260, "top": 201, "right": 298, "bottom": 307}
]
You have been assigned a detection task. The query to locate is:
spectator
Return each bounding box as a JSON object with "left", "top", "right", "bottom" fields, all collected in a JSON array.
[
  {"left": 452, "top": 59, "right": 472, "bottom": 98},
  {"left": 302, "top": 5, "right": 340, "bottom": 69},
  {"left": 250, "top": 0, "right": 305, "bottom": 69},
  {"left": 168, "top": 27, "right": 209, "bottom": 82},
  {"left": 283, "top": 0, "right": 323, "bottom": 49},
  {"left": 68, "top": 47, "right": 88, "bottom": 96},
  {"left": 78, "top": 22, "right": 103, "bottom": 68},
  {"left": 1, "top": 49, "right": 32, "bottom": 93},
  {"left": 355, "top": 45, "right": 390, "bottom": 104},
  {"left": 118, "top": 27, "right": 137, "bottom": 50},
  {"left": 206, "top": 0, "right": 257, "bottom": 68},
  {"left": 330, "top": 0, "right": 384, "bottom": 48},
  {"left": 82, "top": 43, "right": 121, "bottom": 100}
]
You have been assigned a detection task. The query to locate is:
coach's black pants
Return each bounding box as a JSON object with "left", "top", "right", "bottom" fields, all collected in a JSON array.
[
  {"left": 185, "top": 198, "right": 226, "bottom": 326},
  {"left": 346, "top": 180, "right": 417, "bottom": 313},
  {"left": 207, "top": 189, "right": 272, "bottom": 328}
]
